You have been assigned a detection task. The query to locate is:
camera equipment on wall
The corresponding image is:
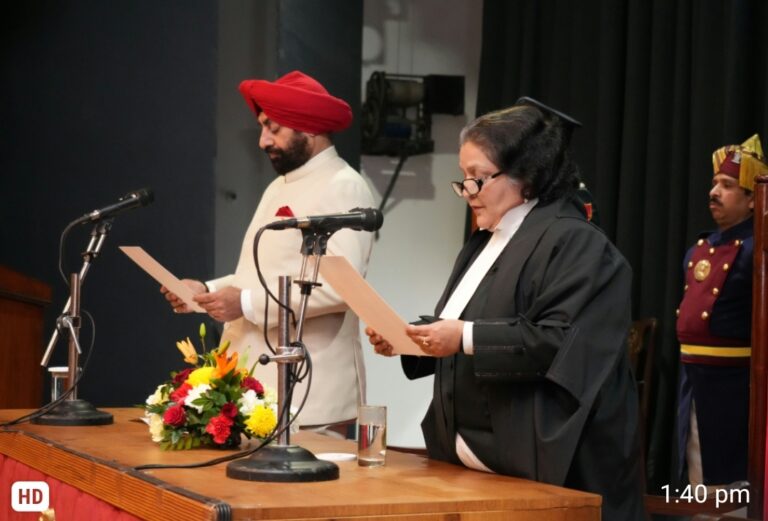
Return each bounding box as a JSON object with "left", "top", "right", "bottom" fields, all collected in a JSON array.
[{"left": 361, "top": 71, "right": 464, "bottom": 216}]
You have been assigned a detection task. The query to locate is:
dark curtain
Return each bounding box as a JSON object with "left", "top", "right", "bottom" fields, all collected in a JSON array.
[
  {"left": 477, "top": 0, "right": 768, "bottom": 492},
  {"left": 0, "top": 1, "right": 218, "bottom": 407}
]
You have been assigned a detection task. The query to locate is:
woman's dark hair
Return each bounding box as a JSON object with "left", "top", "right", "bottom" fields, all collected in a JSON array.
[{"left": 459, "top": 105, "right": 580, "bottom": 204}]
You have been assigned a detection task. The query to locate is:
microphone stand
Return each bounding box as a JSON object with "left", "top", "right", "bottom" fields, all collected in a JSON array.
[
  {"left": 227, "top": 230, "right": 338, "bottom": 482},
  {"left": 33, "top": 220, "right": 114, "bottom": 426}
]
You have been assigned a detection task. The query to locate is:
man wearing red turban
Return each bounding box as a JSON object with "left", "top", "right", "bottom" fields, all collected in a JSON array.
[
  {"left": 239, "top": 70, "right": 353, "bottom": 137},
  {"left": 163, "top": 71, "right": 375, "bottom": 432},
  {"left": 676, "top": 134, "right": 768, "bottom": 491}
]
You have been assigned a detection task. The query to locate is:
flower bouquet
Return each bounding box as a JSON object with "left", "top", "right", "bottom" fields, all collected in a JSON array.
[{"left": 142, "top": 324, "right": 278, "bottom": 450}]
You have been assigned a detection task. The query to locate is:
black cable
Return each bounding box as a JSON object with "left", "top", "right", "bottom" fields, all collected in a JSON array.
[
  {"left": 290, "top": 342, "right": 312, "bottom": 419},
  {"left": 261, "top": 294, "right": 275, "bottom": 355},
  {"left": 0, "top": 309, "right": 97, "bottom": 428},
  {"left": 57, "top": 220, "right": 79, "bottom": 286},
  {"left": 254, "top": 227, "right": 297, "bottom": 322},
  {"left": 132, "top": 228, "right": 318, "bottom": 471},
  {"left": 253, "top": 226, "right": 298, "bottom": 354}
]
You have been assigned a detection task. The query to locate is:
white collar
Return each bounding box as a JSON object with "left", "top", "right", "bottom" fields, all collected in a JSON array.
[
  {"left": 486, "top": 198, "right": 538, "bottom": 238},
  {"left": 283, "top": 146, "right": 338, "bottom": 183}
]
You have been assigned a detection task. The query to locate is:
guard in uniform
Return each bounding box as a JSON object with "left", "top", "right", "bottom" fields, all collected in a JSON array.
[{"left": 676, "top": 134, "right": 768, "bottom": 487}]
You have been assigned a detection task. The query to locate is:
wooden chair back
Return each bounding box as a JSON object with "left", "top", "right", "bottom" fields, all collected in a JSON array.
[{"left": 627, "top": 317, "right": 657, "bottom": 444}]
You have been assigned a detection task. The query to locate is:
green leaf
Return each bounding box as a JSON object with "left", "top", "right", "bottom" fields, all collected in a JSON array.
[{"left": 144, "top": 404, "right": 164, "bottom": 414}]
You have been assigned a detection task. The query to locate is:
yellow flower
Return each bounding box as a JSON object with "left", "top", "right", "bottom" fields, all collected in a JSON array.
[
  {"left": 186, "top": 366, "right": 215, "bottom": 387},
  {"left": 245, "top": 404, "right": 277, "bottom": 438},
  {"left": 176, "top": 337, "right": 198, "bottom": 364}
]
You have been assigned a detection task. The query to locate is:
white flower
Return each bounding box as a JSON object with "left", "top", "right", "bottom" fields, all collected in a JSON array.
[
  {"left": 263, "top": 386, "right": 277, "bottom": 405},
  {"left": 147, "top": 413, "right": 165, "bottom": 442},
  {"left": 239, "top": 389, "right": 264, "bottom": 417},
  {"left": 145, "top": 385, "right": 167, "bottom": 406},
  {"left": 184, "top": 384, "right": 211, "bottom": 413}
]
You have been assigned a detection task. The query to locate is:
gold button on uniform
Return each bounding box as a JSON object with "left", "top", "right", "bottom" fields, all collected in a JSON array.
[
  {"left": 697, "top": 239, "right": 704, "bottom": 246},
  {"left": 676, "top": 309, "right": 680, "bottom": 317},
  {"left": 694, "top": 260, "right": 711, "bottom": 281},
  {"left": 688, "top": 261, "right": 694, "bottom": 269},
  {"left": 723, "top": 263, "right": 730, "bottom": 272},
  {"left": 713, "top": 287, "right": 719, "bottom": 296},
  {"left": 684, "top": 284, "right": 689, "bottom": 291},
  {"left": 701, "top": 311, "right": 709, "bottom": 320}
]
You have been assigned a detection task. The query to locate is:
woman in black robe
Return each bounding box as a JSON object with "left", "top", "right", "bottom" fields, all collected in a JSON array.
[{"left": 366, "top": 100, "right": 646, "bottom": 521}]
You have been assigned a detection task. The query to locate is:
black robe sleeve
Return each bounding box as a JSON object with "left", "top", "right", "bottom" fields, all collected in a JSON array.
[{"left": 472, "top": 218, "right": 631, "bottom": 405}]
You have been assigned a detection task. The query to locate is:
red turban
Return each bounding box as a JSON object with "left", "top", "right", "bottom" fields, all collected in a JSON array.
[
  {"left": 238, "top": 71, "right": 352, "bottom": 134},
  {"left": 712, "top": 134, "right": 768, "bottom": 191}
]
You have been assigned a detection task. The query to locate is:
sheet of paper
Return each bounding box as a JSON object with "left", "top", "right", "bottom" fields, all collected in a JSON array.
[
  {"left": 319, "top": 256, "right": 425, "bottom": 356},
  {"left": 119, "top": 246, "right": 205, "bottom": 313}
]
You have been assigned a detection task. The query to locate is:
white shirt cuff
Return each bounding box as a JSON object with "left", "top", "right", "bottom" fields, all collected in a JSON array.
[
  {"left": 204, "top": 279, "right": 219, "bottom": 292},
  {"left": 462, "top": 321, "right": 474, "bottom": 355},
  {"left": 240, "top": 288, "right": 254, "bottom": 322}
]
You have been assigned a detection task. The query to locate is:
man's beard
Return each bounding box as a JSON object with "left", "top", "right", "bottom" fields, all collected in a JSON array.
[{"left": 265, "top": 134, "right": 312, "bottom": 175}]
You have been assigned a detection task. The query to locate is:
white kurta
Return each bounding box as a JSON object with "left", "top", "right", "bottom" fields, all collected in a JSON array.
[{"left": 209, "top": 147, "right": 375, "bottom": 426}]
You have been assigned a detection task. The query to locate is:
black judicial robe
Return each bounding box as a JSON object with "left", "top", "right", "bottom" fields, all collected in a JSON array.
[{"left": 402, "top": 198, "right": 645, "bottom": 521}]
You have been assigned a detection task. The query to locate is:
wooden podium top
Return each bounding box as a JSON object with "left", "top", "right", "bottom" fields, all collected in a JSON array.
[{"left": 0, "top": 408, "right": 600, "bottom": 521}]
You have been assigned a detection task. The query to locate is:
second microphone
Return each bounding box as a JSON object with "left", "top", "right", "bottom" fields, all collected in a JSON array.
[{"left": 264, "top": 207, "right": 383, "bottom": 233}]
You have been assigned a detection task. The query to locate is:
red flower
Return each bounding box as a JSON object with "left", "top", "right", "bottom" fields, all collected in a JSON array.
[
  {"left": 206, "top": 414, "right": 234, "bottom": 445},
  {"left": 163, "top": 404, "right": 186, "bottom": 427},
  {"left": 170, "top": 383, "right": 192, "bottom": 404},
  {"left": 221, "top": 402, "right": 238, "bottom": 419},
  {"left": 241, "top": 376, "right": 264, "bottom": 395},
  {"left": 172, "top": 368, "right": 193, "bottom": 387}
]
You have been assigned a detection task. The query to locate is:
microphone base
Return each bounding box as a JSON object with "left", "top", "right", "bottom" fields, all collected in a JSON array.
[
  {"left": 226, "top": 444, "right": 339, "bottom": 482},
  {"left": 31, "top": 399, "right": 114, "bottom": 426}
]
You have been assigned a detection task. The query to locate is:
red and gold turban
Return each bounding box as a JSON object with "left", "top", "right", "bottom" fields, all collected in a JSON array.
[
  {"left": 712, "top": 134, "right": 768, "bottom": 191},
  {"left": 238, "top": 71, "right": 352, "bottom": 135}
]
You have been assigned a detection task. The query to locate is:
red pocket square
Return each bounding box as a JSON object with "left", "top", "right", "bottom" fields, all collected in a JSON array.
[{"left": 275, "top": 206, "right": 295, "bottom": 217}]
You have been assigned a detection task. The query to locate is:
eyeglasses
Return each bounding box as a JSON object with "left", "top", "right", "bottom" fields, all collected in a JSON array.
[{"left": 451, "top": 171, "right": 505, "bottom": 197}]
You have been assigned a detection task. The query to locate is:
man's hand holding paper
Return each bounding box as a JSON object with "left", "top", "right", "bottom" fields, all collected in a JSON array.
[
  {"left": 160, "top": 279, "right": 207, "bottom": 314},
  {"left": 120, "top": 246, "right": 205, "bottom": 313}
]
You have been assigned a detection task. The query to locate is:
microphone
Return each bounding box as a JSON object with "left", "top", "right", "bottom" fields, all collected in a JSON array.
[
  {"left": 72, "top": 188, "right": 154, "bottom": 225},
  {"left": 265, "top": 207, "right": 383, "bottom": 233}
]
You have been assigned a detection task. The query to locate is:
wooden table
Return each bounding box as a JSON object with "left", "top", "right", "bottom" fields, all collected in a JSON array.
[{"left": 0, "top": 408, "right": 601, "bottom": 520}]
